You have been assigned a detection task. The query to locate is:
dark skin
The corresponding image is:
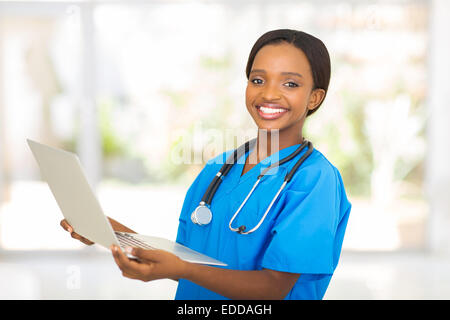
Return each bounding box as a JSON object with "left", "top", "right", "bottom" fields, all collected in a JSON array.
[
  {"left": 243, "top": 42, "right": 325, "bottom": 176},
  {"left": 60, "top": 218, "right": 136, "bottom": 245},
  {"left": 61, "top": 41, "right": 325, "bottom": 299}
]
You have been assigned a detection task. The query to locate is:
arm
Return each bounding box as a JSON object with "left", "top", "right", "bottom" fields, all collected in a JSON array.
[
  {"left": 108, "top": 217, "right": 137, "bottom": 234},
  {"left": 181, "top": 262, "right": 299, "bottom": 300},
  {"left": 111, "top": 246, "right": 299, "bottom": 300},
  {"left": 60, "top": 217, "right": 136, "bottom": 245}
]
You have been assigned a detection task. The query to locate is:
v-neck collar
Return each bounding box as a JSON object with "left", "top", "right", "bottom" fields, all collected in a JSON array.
[{"left": 234, "top": 142, "right": 303, "bottom": 186}]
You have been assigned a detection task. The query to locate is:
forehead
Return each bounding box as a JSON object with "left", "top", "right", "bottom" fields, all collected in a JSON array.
[{"left": 251, "top": 42, "right": 311, "bottom": 77}]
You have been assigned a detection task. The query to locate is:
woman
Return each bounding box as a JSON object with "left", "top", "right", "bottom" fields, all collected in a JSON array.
[{"left": 61, "top": 29, "right": 351, "bottom": 300}]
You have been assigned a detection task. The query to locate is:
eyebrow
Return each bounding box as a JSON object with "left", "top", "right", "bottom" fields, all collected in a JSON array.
[{"left": 250, "top": 69, "right": 303, "bottom": 78}]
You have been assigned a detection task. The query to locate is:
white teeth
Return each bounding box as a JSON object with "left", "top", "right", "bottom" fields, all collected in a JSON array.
[{"left": 259, "top": 106, "right": 286, "bottom": 114}]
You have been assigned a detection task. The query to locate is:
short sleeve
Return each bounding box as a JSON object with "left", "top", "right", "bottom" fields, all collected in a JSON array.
[
  {"left": 261, "top": 164, "right": 347, "bottom": 278},
  {"left": 175, "top": 166, "right": 210, "bottom": 246}
]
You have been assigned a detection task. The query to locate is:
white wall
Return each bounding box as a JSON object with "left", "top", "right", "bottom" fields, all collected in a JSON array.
[{"left": 425, "top": 0, "right": 450, "bottom": 254}]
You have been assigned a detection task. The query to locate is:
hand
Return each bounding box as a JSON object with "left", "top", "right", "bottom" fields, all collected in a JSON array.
[
  {"left": 60, "top": 219, "right": 95, "bottom": 245},
  {"left": 110, "top": 245, "right": 188, "bottom": 282}
]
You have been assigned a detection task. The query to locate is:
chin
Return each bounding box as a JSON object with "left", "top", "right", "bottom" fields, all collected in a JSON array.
[
  {"left": 253, "top": 119, "right": 285, "bottom": 132},
  {"left": 256, "top": 127, "right": 282, "bottom": 133}
]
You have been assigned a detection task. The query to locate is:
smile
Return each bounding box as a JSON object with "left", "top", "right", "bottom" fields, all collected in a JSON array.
[{"left": 256, "top": 104, "right": 289, "bottom": 120}]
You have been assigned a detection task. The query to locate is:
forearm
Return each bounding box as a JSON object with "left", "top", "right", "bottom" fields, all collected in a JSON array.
[
  {"left": 180, "top": 263, "right": 297, "bottom": 300},
  {"left": 108, "top": 217, "right": 136, "bottom": 234}
]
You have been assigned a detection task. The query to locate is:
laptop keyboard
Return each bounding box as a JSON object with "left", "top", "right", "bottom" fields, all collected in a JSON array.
[{"left": 115, "top": 231, "right": 154, "bottom": 250}]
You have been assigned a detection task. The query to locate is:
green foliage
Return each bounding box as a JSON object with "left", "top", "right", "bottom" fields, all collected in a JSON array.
[
  {"left": 98, "top": 100, "right": 127, "bottom": 158},
  {"left": 199, "top": 54, "right": 232, "bottom": 70}
]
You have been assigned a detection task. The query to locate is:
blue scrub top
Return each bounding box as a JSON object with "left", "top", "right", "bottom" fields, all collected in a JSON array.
[{"left": 175, "top": 142, "right": 351, "bottom": 300}]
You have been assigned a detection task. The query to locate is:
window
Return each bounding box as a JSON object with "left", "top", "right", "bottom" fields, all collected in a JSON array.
[{"left": 0, "top": 0, "right": 429, "bottom": 251}]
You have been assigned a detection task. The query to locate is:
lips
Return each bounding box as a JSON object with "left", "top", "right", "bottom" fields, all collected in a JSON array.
[{"left": 255, "top": 103, "right": 289, "bottom": 120}]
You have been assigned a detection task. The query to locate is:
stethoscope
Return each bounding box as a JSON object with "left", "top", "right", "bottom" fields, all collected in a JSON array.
[{"left": 191, "top": 138, "right": 314, "bottom": 235}]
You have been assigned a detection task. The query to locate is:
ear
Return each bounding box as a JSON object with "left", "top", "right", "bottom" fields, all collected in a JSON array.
[{"left": 307, "top": 88, "right": 326, "bottom": 112}]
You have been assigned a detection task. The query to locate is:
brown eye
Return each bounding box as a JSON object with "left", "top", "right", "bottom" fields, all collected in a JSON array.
[
  {"left": 251, "top": 78, "right": 264, "bottom": 85},
  {"left": 284, "top": 81, "right": 299, "bottom": 88}
]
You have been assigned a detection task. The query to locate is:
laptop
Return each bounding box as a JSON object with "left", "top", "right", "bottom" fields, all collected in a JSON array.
[{"left": 27, "top": 139, "right": 227, "bottom": 266}]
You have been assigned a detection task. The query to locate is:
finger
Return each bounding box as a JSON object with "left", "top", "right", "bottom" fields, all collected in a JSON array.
[
  {"left": 60, "top": 219, "right": 73, "bottom": 233},
  {"left": 80, "top": 238, "right": 95, "bottom": 245},
  {"left": 70, "top": 231, "right": 84, "bottom": 241},
  {"left": 111, "top": 245, "right": 123, "bottom": 269},
  {"left": 69, "top": 231, "right": 94, "bottom": 245},
  {"left": 60, "top": 219, "right": 94, "bottom": 245},
  {"left": 121, "top": 271, "right": 142, "bottom": 280},
  {"left": 111, "top": 245, "right": 147, "bottom": 274},
  {"left": 75, "top": 233, "right": 94, "bottom": 245},
  {"left": 111, "top": 246, "right": 132, "bottom": 275},
  {"left": 132, "top": 247, "right": 164, "bottom": 262}
]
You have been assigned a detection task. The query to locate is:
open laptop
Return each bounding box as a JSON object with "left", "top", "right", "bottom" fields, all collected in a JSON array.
[{"left": 27, "top": 139, "right": 226, "bottom": 266}]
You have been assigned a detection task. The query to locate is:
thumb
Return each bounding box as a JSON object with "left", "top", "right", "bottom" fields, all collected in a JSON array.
[{"left": 132, "top": 247, "right": 165, "bottom": 262}]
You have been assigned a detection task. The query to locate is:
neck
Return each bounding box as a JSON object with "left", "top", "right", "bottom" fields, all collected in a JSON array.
[{"left": 251, "top": 129, "right": 303, "bottom": 164}]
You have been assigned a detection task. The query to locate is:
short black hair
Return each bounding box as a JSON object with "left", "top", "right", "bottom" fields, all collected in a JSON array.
[{"left": 246, "top": 29, "right": 331, "bottom": 116}]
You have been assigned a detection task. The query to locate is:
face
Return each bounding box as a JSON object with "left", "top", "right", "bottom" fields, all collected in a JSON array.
[{"left": 245, "top": 42, "right": 324, "bottom": 139}]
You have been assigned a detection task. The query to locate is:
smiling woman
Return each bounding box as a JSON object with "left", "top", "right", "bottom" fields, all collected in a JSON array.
[
  {"left": 63, "top": 29, "right": 351, "bottom": 300},
  {"left": 245, "top": 29, "right": 331, "bottom": 115},
  {"left": 242, "top": 30, "right": 331, "bottom": 174},
  {"left": 244, "top": 31, "right": 330, "bottom": 164},
  {"left": 170, "top": 29, "right": 351, "bottom": 300}
]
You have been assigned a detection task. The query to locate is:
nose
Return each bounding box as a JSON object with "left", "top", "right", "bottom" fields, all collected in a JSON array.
[{"left": 261, "top": 82, "right": 281, "bottom": 101}]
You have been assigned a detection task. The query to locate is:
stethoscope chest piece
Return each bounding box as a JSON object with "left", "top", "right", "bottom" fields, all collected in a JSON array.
[{"left": 191, "top": 202, "right": 213, "bottom": 226}]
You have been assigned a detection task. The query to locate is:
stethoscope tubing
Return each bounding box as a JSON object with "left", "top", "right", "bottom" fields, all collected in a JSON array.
[
  {"left": 201, "top": 138, "right": 257, "bottom": 206},
  {"left": 193, "top": 138, "right": 313, "bottom": 234},
  {"left": 229, "top": 141, "right": 313, "bottom": 234}
]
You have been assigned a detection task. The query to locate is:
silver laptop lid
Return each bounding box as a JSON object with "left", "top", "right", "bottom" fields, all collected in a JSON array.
[
  {"left": 27, "top": 139, "right": 228, "bottom": 266},
  {"left": 27, "top": 139, "right": 119, "bottom": 250}
]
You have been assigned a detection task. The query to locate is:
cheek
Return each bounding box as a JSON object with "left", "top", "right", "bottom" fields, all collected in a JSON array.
[
  {"left": 288, "top": 91, "right": 310, "bottom": 111},
  {"left": 245, "top": 85, "right": 255, "bottom": 109}
]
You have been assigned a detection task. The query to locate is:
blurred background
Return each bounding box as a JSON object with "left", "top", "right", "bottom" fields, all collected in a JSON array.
[{"left": 1, "top": 0, "right": 449, "bottom": 299}]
